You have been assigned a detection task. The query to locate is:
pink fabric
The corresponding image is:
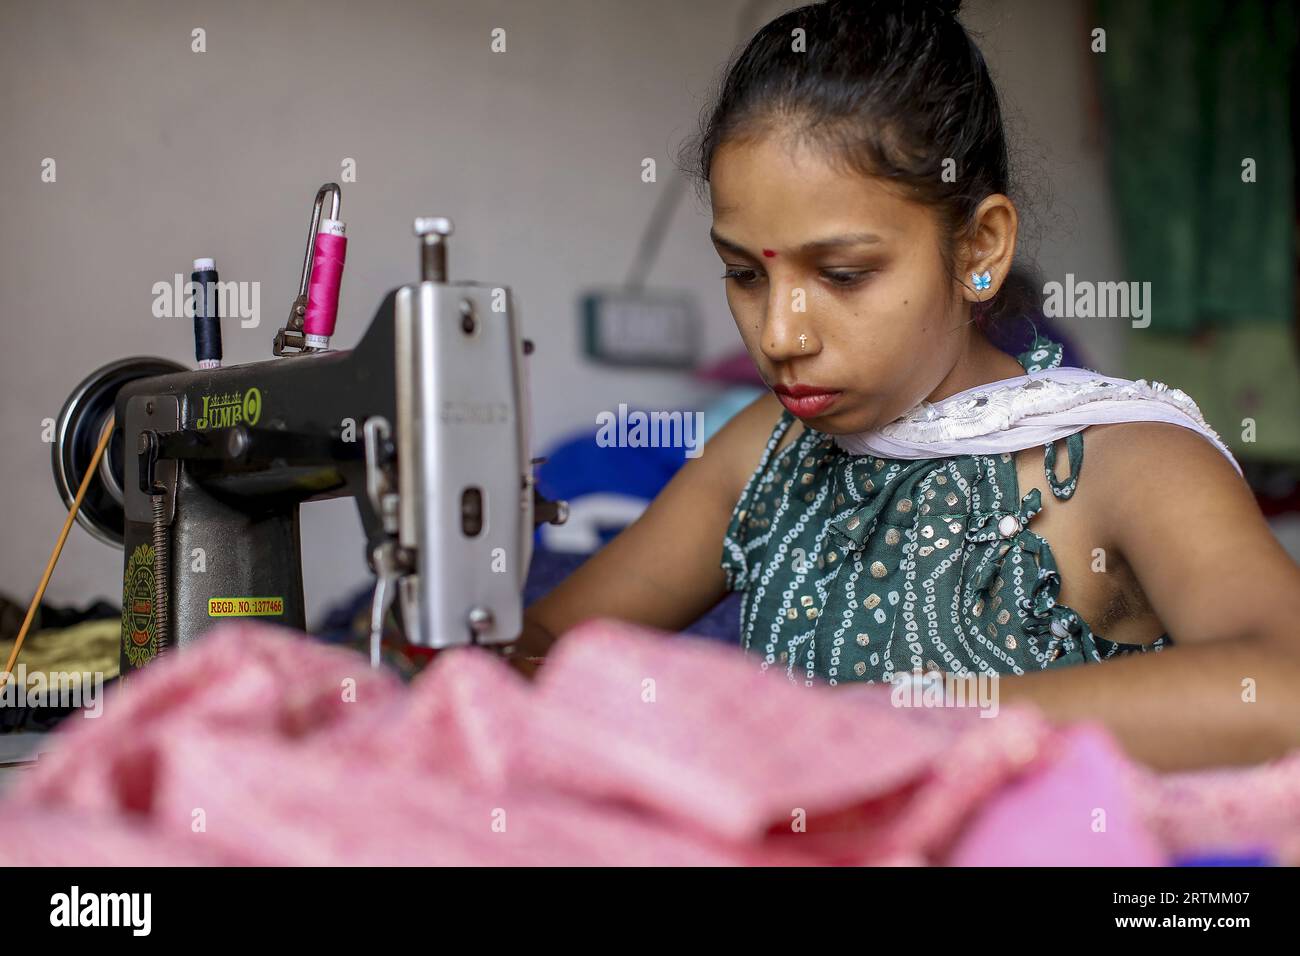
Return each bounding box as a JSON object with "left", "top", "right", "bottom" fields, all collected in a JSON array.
[
  {"left": 946, "top": 725, "right": 1167, "bottom": 866},
  {"left": 3, "top": 618, "right": 1297, "bottom": 866}
]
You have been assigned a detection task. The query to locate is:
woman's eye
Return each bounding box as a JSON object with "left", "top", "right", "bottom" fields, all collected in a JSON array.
[
  {"left": 822, "top": 270, "right": 871, "bottom": 287},
  {"left": 721, "top": 268, "right": 760, "bottom": 286}
]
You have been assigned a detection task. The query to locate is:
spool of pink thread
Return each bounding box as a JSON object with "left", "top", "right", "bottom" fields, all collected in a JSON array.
[{"left": 303, "top": 218, "right": 347, "bottom": 350}]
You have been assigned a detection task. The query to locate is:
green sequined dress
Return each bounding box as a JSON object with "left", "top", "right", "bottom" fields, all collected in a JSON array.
[{"left": 720, "top": 339, "right": 1169, "bottom": 685}]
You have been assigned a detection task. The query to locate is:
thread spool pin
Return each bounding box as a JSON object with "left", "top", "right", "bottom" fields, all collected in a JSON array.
[{"left": 414, "top": 217, "right": 454, "bottom": 283}]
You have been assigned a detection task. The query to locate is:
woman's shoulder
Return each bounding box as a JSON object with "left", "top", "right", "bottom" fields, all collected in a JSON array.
[
  {"left": 1078, "top": 419, "right": 1248, "bottom": 508},
  {"left": 1082, "top": 420, "right": 1242, "bottom": 479}
]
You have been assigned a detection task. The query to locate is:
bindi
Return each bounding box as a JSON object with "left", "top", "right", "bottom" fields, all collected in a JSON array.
[{"left": 762, "top": 249, "right": 777, "bottom": 257}]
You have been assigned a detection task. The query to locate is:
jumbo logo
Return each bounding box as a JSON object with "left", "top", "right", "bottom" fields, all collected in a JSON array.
[{"left": 196, "top": 386, "right": 262, "bottom": 430}]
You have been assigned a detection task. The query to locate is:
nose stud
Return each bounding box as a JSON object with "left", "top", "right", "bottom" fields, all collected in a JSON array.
[{"left": 799, "top": 334, "right": 808, "bottom": 351}]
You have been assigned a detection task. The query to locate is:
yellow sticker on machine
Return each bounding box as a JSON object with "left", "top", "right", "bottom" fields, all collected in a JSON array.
[{"left": 208, "top": 596, "right": 285, "bottom": 617}]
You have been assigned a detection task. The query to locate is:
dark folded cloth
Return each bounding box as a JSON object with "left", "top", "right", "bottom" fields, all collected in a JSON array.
[{"left": 0, "top": 595, "right": 118, "bottom": 643}]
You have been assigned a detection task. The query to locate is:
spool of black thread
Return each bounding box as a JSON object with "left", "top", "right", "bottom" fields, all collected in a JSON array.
[{"left": 192, "top": 257, "right": 223, "bottom": 368}]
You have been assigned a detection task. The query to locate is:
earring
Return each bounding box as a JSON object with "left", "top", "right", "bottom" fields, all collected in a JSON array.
[
  {"left": 972, "top": 270, "right": 992, "bottom": 292},
  {"left": 798, "top": 333, "right": 808, "bottom": 351}
]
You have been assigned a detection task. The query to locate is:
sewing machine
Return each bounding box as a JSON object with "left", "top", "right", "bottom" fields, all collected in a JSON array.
[{"left": 51, "top": 184, "right": 565, "bottom": 676}]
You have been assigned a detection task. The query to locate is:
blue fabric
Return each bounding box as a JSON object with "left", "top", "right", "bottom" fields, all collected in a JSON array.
[
  {"left": 1173, "top": 851, "right": 1275, "bottom": 867},
  {"left": 535, "top": 430, "right": 687, "bottom": 503}
]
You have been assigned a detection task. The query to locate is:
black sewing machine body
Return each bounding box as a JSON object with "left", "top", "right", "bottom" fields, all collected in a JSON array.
[
  {"left": 53, "top": 199, "right": 552, "bottom": 676},
  {"left": 114, "top": 293, "right": 392, "bottom": 670}
]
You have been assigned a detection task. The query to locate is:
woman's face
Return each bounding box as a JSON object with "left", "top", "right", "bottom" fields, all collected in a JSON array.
[{"left": 708, "top": 132, "right": 974, "bottom": 433}]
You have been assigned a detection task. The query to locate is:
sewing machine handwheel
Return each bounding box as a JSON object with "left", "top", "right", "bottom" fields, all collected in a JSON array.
[{"left": 52, "top": 357, "right": 187, "bottom": 548}]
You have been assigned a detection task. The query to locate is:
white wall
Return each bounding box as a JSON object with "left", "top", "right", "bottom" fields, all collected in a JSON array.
[{"left": 0, "top": 0, "right": 1121, "bottom": 624}]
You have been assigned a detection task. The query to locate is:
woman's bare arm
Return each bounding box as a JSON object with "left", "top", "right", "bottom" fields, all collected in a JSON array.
[
  {"left": 510, "top": 393, "right": 791, "bottom": 673},
  {"left": 996, "top": 421, "right": 1300, "bottom": 771}
]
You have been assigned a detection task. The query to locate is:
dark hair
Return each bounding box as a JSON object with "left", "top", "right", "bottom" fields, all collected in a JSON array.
[{"left": 680, "top": 0, "right": 1040, "bottom": 331}]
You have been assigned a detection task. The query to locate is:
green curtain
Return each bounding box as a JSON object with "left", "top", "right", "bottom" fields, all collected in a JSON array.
[{"left": 1095, "top": 0, "right": 1295, "bottom": 333}]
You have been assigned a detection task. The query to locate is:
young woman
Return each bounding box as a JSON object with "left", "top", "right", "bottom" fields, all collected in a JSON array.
[{"left": 511, "top": 0, "right": 1300, "bottom": 772}]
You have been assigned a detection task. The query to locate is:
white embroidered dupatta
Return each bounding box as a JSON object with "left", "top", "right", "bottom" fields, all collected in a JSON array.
[{"left": 830, "top": 366, "right": 1242, "bottom": 476}]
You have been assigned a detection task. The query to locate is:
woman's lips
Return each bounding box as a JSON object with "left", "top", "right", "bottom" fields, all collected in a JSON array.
[{"left": 773, "top": 384, "right": 842, "bottom": 418}]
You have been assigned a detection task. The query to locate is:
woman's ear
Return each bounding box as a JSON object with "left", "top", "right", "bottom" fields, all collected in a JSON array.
[{"left": 956, "top": 194, "right": 1019, "bottom": 304}]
